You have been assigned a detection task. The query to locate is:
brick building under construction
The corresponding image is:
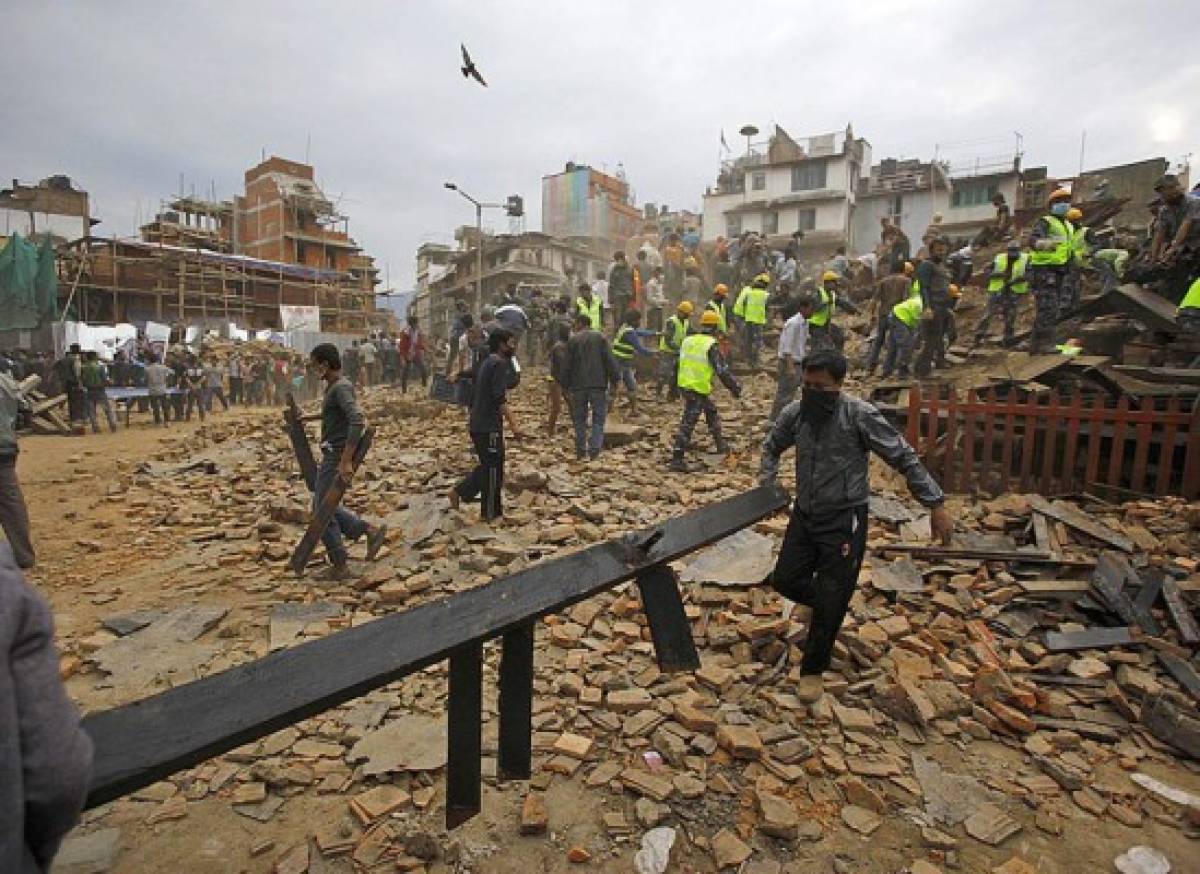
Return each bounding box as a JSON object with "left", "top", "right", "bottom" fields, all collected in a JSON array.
[{"left": 60, "top": 157, "right": 385, "bottom": 333}]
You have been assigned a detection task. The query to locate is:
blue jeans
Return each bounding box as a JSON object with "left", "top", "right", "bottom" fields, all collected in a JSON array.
[
  {"left": 315, "top": 451, "right": 369, "bottom": 565},
  {"left": 571, "top": 388, "right": 608, "bottom": 457}
]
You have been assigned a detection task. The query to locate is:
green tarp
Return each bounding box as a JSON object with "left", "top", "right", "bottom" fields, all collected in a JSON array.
[{"left": 0, "top": 233, "right": 58, "bottom": 330}]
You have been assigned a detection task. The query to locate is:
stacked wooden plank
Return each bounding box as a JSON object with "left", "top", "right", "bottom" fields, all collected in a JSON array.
[{"left": 15, "top": 375, "right": 71, "bottom": 436}]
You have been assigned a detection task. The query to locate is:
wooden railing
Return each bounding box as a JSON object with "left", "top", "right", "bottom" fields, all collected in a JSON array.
[
  {"left": 82, "top": 486, "right": 790, "bottom": 828},
  {"left": 903, "top": 387, "right": 1200, "bottom": 498}
]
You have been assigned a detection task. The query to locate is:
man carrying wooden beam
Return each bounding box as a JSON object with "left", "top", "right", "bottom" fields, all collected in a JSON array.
[
  {"left": 759, "top": 350, "right": 952, "bottom": 700},
  {"left": 308, "top": 344, "right": 387, "bottom": 580},
  {"left": 0, "top": 370, "right": 34, "bottom": 568}
]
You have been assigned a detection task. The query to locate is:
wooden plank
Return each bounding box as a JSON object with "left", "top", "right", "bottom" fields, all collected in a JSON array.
[
  {"left": 497, "top": 624, "right": 534, "bottom": 781},
  {"left": 1061, "top": 392, "right": 1084, "bottom": 494},
  {"left": 1044, "top": 626, "right": 1135, "bottom": 652},
  {"left": 1091, "top": 552, "right": 1162, "bottom": 635},
  {"left": 944, "top": 389, "right": 959, "bottom": 491},
  {"left": 1000, "top": 389, "right": 1017, "bottom": 493},
  {"left": 1185, "top": 400, "right": 1200, "bottom": 499},
  {"left": 906, "top": 384, "right": 921, "bottom": 446},
  {"left": 1026, "top": 496, "right": 1135, "bottom": 553},
  {"left": 1133, "top": 573, "right": 1164, "bottom": 620},
  {"left": 288, "top": 428, "right": 374, "bottom": 576},
  {"left": 283, "top": 393, "right": 317, "bottom": 491},
  {"left": 81, "top": 485, "right": 791, "bottom": 809},
  {"left": 977, "top": 388, "right": 994, "bottom": 491},
  {"left": 1084, "top": 394, "right": 1105, "bottom": 492},
  {"left": 1157, "top": 397, "right": 1181, "bottom": 496},
  {"left": 30, "top": 393, "right": 67, "bottom": 416},
  {"left": 1018, "top": 393, "right": 1037, "bottom": 491},
  {"left": 1130, "top": 403, "right": 1154, "bottom": 493},
  {"left": 962, "top": 389, "right": 977, "bottom": 493},
  {"left": 875, "top": 543, "right": 1058, "bottom": 563},
  {"left": 1019, "top": 577, "right": 1200, "bottom": 595},
  {"left": 1106, "top": 395, "right": 1130, "bottom": 490},
  {"left": 1156, "top": 651, "right": 1200, "bottom": 703},
  {"left": 925, "top": 389, "right": 941, "bottom": 473},
  {"left": 635, "top": 565, "right": 701, "bottom": 672},
  {"left": 446, "top": 642, "right": 482, "bottom": 828},
  {"left": 1161, "top": 577, "right": 1200, "bottom": 645},
  {"left": 1040, "top": 390, "right": 1060, "bottom": 494}
]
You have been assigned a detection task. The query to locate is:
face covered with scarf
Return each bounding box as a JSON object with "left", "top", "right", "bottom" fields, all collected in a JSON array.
[{"left": 799, "top": 366, "right": 842, "bottom": 426}]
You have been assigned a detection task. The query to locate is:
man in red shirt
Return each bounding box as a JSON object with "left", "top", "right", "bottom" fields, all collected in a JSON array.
[{"left": 398, "top": 315, "right": 429, "bottom": 394}]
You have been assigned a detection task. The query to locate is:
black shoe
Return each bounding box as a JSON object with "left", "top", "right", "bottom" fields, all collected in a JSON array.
[{"left": 588, "top": 449, "right": 599, "bottom": 461}]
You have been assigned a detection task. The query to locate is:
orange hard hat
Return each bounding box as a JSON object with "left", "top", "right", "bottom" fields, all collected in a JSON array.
[{"left": 713, "top": 284, "right": 728, "bottom": 297}]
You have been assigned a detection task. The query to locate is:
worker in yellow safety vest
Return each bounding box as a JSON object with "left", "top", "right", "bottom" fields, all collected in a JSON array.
[
  {"left": 809, "top": 271, "right": 842, "bottom": 352},
  {"left": 974, "top": 241, "right": 1029, "bottom": 347},
  {"left": 1060, "top": 206, "right": 1089, "bottom": 319},
  {"left": 1027, "top": 189, "right": 1075, "bottom": 352},
  {"left": 1177, "top": 276, "right": 1200, "bottom": 333},
  {"left": 880, "top": 286, "right": 923, "bottom": 379},
  {"left": 704, "top": 284, "right": 730, "bottom": 333},
  {"left": 574, "top": 283, "right": 603, "bottom": 331},
  {"left": 656, "top": 300, "right": 692, "bottom": 400},
  {"left": 668, "top": 310, "right": 742, "bottom": 472},
  {"left": 733, "top": 273, "right": 771, "bottom": 367},
  {"left": 609, "top": 308, "right": 654, "bottom": 415}
]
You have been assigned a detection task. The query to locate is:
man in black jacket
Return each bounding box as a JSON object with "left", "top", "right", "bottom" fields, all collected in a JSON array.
[
  {"left": 563, "top": 313, "right": 619, "bottom": 460},
  {"left": 759, "top": 350, "right": 952, "bottom": 699}
]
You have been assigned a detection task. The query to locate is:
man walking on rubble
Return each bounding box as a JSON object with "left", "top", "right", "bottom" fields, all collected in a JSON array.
[
  {"left": 565, "top": 312, "right": 619, "bottom": 461},
  {"left": 668, "top": 310, "right": 741, "bottom": 472},
  {"left": 913, "top": 237, "right": 954, "bottom": 375},
  {"left": 864, "top": 260, "right": 913, "bottom": 375},
  {"left": 308, "top": 343, "right": 388, "bottom": 580},
  {"left": 759, "top": 349, "right": 953, "bottom": 699},
  {"left": 974, "top": 241, "right": 1028, "bottom": 347}
]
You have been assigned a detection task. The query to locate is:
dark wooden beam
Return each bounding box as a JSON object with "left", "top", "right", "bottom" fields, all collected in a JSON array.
[
  {"left": 1091, "top": 552, "right": 1162, "bottom": 636},
  {"left": 1044, "top": 626, "right": 1135, "bottom": 652},
  {"left": 82, "top": 485, "right": 789, "bottom": 809},
  {"left": 1161, "top": 577, "right": 1200, "bottom": 646},
  {"left": 283, "top": 393, "right": 317, "bottom": 490},
  {"left": 636, "top": 566, "right": 700, "bottom": 672},
  {"left": 497, "top": 624, "right": 534, "bottom": 781},
  {"left": 446, "top": 643, "right": 483, "bottom": 828},
  {"left": 288, "top": 427, "right": 374, "bottom": 576}
]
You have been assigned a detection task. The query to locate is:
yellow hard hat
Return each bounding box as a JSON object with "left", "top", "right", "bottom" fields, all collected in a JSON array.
[
  {"left": 822, "top": 271, "right": 840, "bottom": 283},
  {"left": 677, "top": 301, "right": 694, "bottom": 315},
  {"left": 700, "top": 310, "right": 721, "bottom": 327},
  {"left": 903, "top": 261, "right": 915, "bottom": 275},
  {"left": 755, "top": 272, "right": 771, "bottom": 284},
  {"left": 713, "top": 284, "right": 728, "bottom": 297},
  {"left": 1066, "top": 207, "right": 1083, "bottom": 221},
  {"left": 1049, "top": 188, "right": 1072, "bottom": 203},
  {"left": 949, "top": 284, "right": 961, "bottom": 298}
]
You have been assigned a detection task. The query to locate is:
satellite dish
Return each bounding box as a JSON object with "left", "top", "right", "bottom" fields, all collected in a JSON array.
[{"left": 739, "top": 125, "right": 759, "bottom": 138}]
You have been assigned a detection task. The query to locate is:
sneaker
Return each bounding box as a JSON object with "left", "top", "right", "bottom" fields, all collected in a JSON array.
[{"left": 366, "top": 525, "right": 388, "bottom": 561}]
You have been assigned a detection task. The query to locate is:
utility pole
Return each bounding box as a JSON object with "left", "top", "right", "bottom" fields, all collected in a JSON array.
[{"left": 443, "top": 183, "right": 522, "bottom": 311}]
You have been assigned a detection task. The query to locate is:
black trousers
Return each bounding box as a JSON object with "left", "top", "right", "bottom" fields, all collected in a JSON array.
[
  {"left": 456, "top": 430, "right": 504, "bottom": 521},
  {"left": 229, "top": 377, "right": 244, "bottom": 404},
  {"left": 769, "top": 503, "right": 868, "bottom": 675}
]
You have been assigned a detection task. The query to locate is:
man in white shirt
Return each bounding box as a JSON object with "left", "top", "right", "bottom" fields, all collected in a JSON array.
[
  {"left": 358, "top": 338, "right": 378, "bottom": 387},
  {"left": 769, "top": 297, "right": 814, "bottom": 422}
]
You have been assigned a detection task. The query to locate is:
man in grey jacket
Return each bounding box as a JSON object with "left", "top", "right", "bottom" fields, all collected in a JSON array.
[
  {"left": 759, "top": 350, "right": 952, "bottom": 699},
  {"left": 1, "top": 545, "right": 94, "bottom": 872},
  {"left": 563, "top": 312, "right": 619, "bottom": 460}
]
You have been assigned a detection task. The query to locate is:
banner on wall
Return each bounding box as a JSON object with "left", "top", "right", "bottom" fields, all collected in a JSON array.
[{"left": 280, "top": 305, "right": 321, "bottom": 333}]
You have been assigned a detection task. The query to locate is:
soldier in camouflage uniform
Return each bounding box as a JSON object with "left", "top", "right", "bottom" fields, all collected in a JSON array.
[{"left": 525, "top": 288, "right": 549, "bottom": 366}]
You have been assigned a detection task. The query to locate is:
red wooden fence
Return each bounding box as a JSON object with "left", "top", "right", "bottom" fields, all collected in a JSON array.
[{"left": 903, "top": 387, "right": 1200, "bottom": 498}]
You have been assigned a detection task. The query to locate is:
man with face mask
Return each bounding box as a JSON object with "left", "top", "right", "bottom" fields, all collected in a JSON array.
[
  {"left": 1027, "top": 189, "right": 1076, "bottom": 353},
  {"left": 759, "top": 350, "right": 952, "bottom": 700}
]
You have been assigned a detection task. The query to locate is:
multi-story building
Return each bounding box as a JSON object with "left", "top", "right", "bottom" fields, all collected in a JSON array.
[
  {"left": 0, "top": 175, "right": 96, "bottom": 245},
  {"left": 701, "top": 125, "right": 871, "bottom": 253},
  {"left": 419, "top": 229, "right": 607, "bottom": 342},
  {"left": 541, "top": 162, "right": 644, "bottom": 256}
]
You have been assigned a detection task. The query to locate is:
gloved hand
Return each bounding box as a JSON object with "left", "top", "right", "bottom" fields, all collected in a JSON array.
[{"left": 1034, "top": 239, "right": 1058, "bottom": 252}]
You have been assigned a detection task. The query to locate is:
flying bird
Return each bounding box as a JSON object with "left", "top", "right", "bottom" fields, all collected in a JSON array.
[{"left": 460, "top": 44, "right": 487, "bottom": 87}]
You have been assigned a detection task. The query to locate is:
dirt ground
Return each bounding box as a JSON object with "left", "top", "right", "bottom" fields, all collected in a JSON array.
[{"left": 11, "top": 379, "right": 1200, "bottom": 874}]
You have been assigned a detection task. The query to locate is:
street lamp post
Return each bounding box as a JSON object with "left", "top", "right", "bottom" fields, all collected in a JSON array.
[{"left": 444, "top": 183, "right": 505, "bottom": 312}]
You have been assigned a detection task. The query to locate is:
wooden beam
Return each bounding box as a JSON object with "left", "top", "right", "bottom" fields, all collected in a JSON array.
[
  {"left": 283, "top": 393, "right": 317, "bottom": 490},
  {"left": 497, "top": 624, "right": 534, "bottom": 781},
  {"left": 1026, "top": 496, "right": 1135, "bottom": 553},
  {"left": 446, "top": 643, "right": 483, "bottom": 828},
  {"left": 288, "top": 428, "right": 374, "bottom": 575},
  {"left": 1044, "top": 626, "right": 1135, "bottom": 652},
  {"left": 81, "top": 485, "right": 790, "bottom": 809},
  {"left": 635, "top": 565, "right": 701, "bottom": 673},
  {"left": 1091, "top": 552, "right": 1162, "bottom": 636},
  {"left": 1156, "top": 651, "right": 1200, "bottom": 703},
  {"left": 1161, "top": 577, "right": 1200, "bottom": 646}
]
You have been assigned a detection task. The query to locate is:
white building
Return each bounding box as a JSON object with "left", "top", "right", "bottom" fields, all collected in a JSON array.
[{"left": 701, "top": 125, "right": 871, "bottom": 254}]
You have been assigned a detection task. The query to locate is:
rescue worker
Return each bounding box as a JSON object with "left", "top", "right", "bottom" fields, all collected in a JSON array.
[
  {"left": 1176, "top": 276, "right": 1200, "bottom": 333},
  {"left": 880, "top": 286, "right": 923, "bottom": 378},
  {"left": 974, "top": 241, "right": 1028, "bottom": 347},
  {"left": 656, "top": 301, "right": 692, "bottom": 401},
  {"left": 733, "top": 273, "right": 771, "bottom": 368},
  {"left": 1056, "top": 338, "right": 1083, "bottom": 356},
  {"left": 704, "top": 284, "right": 731, "bottom": 334},
  {"left": 668, "top": 310, "right": 741, "bottom": 472},
  {"left": 864, "top": 259, "right": 912, "bottom": 376},
  {"left": 759, "top": 349, "right": 951, "bottom": 698},
  {"left": 575, "top": 282, "right": 603, "bottom": 331},
  {"left": 913, "top": 236, "right": 954, "bottom": 375},
  {"left": 809, "top": 272, "right": 842, "bottom": 353},
  {"left": 1027, "top": 189, "right": 1076, "bottom": 353},
  {"left": 1061, "top": 206, "right": 1088, "bottom": 318},
  {"left": 609, "top": 309, "right": 654, "bottom": 415}
]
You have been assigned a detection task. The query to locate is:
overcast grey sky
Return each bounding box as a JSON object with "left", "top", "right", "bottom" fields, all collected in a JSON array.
[{"left": 4, "top": 0, "right": 1197, "bottom": 289}]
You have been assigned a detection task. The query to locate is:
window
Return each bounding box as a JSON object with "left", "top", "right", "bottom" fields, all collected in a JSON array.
[
  {"left": 952, "top": 182, "right": 999, "bottom": 208},
  {"left": 796, "top": 208, "right": 816, "bottom": 231},
  {"left": 751, "top": 172, "right": 766, "bottom": 191},
  {"left": 763, "top": 211, "right": 779, "bottom": 235},
  {"left": 726, "top": 215, "right": 742, "bottom": 237},
  {"left": 791, "top": 161, "right": 827, "bottom": 191},
  {"left": 889, "top": 196, "right": 903, "bottom": 222}
]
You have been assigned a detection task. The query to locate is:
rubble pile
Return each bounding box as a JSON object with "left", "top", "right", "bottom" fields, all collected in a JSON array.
[{"left": 45, "top": 372, "right": 1199, "bottom": 873}]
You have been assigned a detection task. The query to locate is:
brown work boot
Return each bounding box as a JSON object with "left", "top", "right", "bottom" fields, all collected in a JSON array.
[
  {"left": 366, "top": 525, "right": 388, "bottom": 561},
  {"left": 317, "top": 561, "right": 354, "bottom": 583}
]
